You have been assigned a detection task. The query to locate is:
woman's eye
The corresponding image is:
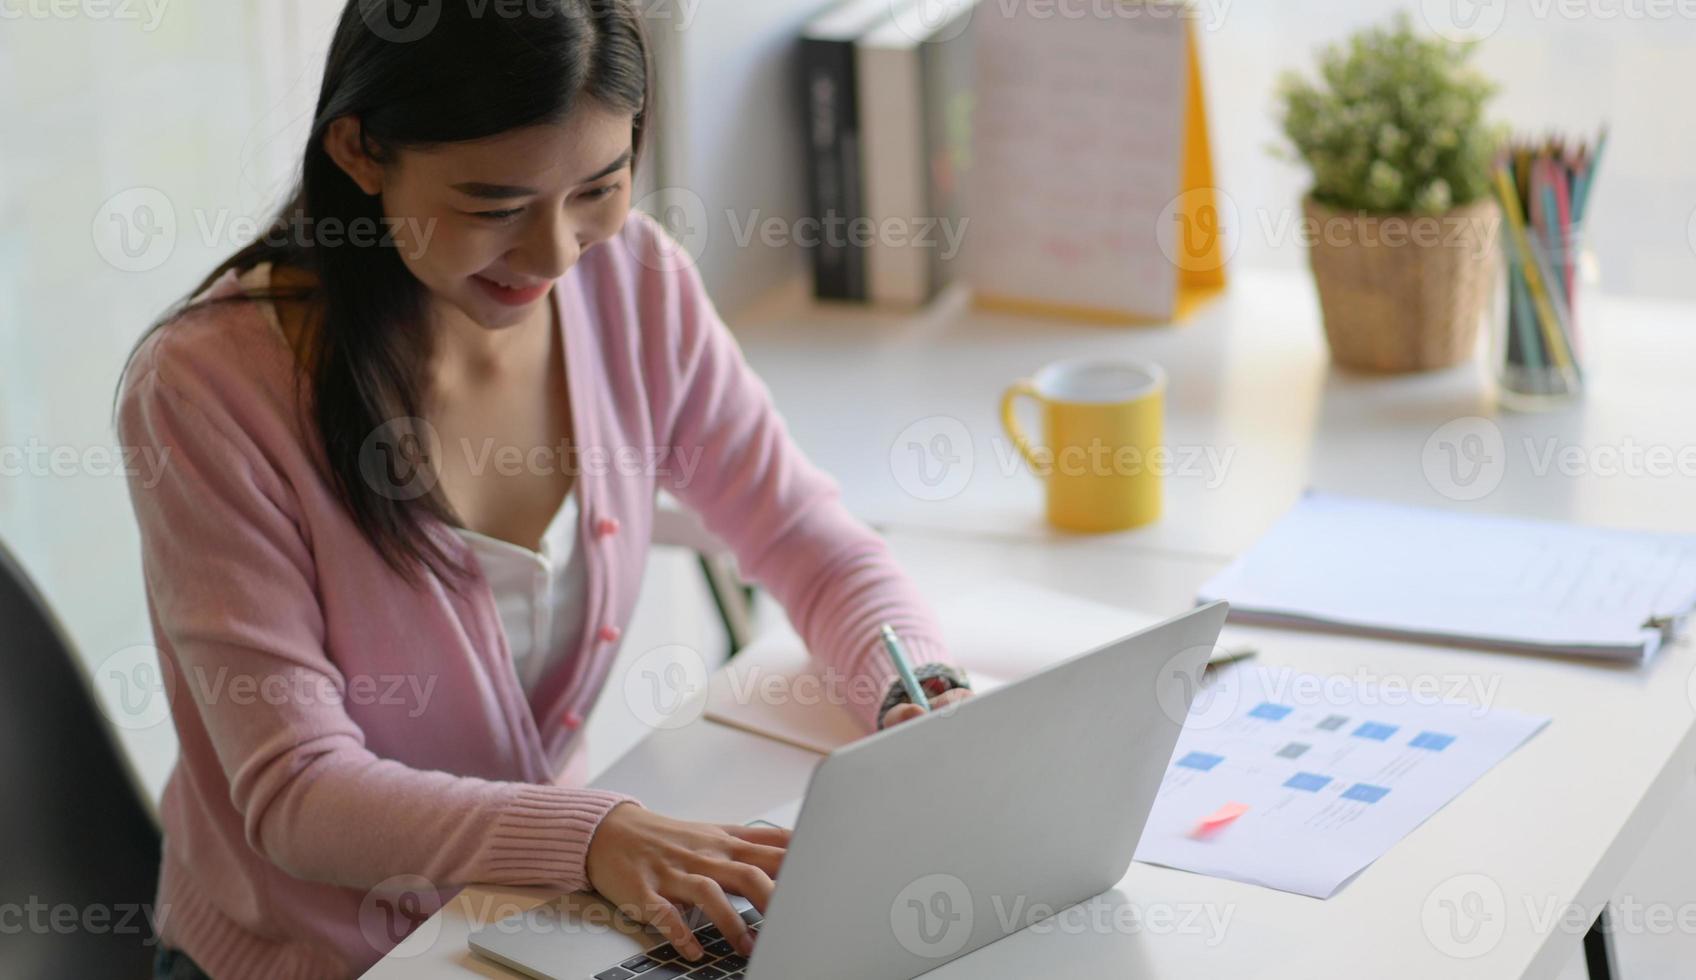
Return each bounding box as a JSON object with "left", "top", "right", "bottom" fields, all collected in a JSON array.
[
  {"left": 582, "top": 183, "right": 620, "bottom": 201},
  {"left": 473, "top": 207, "right": 524, "bottom": 221}
]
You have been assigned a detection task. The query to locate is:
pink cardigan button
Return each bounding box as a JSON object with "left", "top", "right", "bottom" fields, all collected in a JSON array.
[
  {"left": 598, "top": 625, "right": 622, "bottom": 644},
  {"left": 562, "top": 709, "right": 583, "bottom": 730},
  {"left": 596, "top": 517, "right": 620, "bottom": 538}
]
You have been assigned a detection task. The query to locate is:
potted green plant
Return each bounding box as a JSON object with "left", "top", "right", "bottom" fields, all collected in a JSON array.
[{"left": 1276, "top": 14, "right": 1503, "bottom": 373}]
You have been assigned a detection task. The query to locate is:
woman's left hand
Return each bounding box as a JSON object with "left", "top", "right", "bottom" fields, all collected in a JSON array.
[{"left": 880, "top": 687, "right": 973, "bottom": 729}]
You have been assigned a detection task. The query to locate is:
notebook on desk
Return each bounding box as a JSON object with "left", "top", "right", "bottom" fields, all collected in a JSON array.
[
  {"left": 1198, "top": 492, "right": 1696, "bottom": 661},
  {"left": 705, "top": 580, "right": 1238, "bottom": 754}
]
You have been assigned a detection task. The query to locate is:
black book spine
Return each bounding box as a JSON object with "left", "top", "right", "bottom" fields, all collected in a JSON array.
[{"left": 802, "top": 36, "right": 866, "bottom": 301}]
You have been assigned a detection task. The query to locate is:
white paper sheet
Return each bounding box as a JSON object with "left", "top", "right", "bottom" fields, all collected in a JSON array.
[
  {"left": 1199, "top": 492, "right": 1696, "bottom": 660},
  {"left": 1133, "top": 664, "right": 1551, "bottom": 898}
]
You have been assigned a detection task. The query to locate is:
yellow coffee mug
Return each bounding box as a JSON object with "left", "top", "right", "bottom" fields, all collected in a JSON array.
[{"left": 1000, "top": 359, "right": 1166, "bottom": 532}]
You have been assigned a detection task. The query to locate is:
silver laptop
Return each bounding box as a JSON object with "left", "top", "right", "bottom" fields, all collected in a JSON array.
[{"left": 470, "top": 601, "right": 1228, "bottom": 980}]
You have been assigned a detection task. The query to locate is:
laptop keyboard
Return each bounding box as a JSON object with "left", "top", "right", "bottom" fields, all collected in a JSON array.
[{"left": 592, "top": 906, "right": 762, "bottom": 979}]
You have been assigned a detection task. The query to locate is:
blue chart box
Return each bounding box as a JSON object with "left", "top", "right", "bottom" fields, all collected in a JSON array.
[
  {"left": 1284, "top": 772, "right": 1332, "bottom": 792},
  {"left": 1177, "top": 751, "right": 1224, "bottom": 772},
  {"left": 1343, "top": 783, "right": 1390, "bottom": 804},
  {"left": 1352, "top": 722, "right": 1399, "bottom": 741},
  {"left": 1410, "top": 732, "right": 1456, "bottom": 751},
  {"left": 1249, "top": 702, "right": 1294, "bottom": 722}
]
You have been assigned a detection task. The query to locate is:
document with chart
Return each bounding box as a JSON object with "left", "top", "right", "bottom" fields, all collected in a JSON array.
[{"left": 1133, "top": 665, "right": 1551, "bottom": 898}]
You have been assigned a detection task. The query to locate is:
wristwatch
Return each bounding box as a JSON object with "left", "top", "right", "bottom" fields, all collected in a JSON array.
[{"left": 876, "top": 663, "right": 972, "bottom": 729}]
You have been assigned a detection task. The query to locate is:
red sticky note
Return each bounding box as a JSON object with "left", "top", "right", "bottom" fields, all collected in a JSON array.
[{"left": 1190, "top": 801, "right": 1249, "bottom": 839}]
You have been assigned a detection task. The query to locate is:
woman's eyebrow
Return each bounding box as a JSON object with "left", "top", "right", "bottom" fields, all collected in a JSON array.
[
  {"left": 579, "top": 149, "right": 633, "bottom": 184},
  {"left": 451, "top": 149, "right": 633, "bottom": 200},
  {"left": 451, "top": 181, "right": 537, "bottom": 200}
]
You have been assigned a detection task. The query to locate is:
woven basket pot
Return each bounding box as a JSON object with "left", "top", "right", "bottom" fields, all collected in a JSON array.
[{"left": 1303, "top": 196, "right": 1501, "bottom": 373}]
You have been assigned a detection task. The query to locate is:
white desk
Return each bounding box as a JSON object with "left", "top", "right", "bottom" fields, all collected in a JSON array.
[
  {"left": 369, "top": 272, "right": 1696, "bottom": 978},
  {"left": 732, "top": 269, "right": 1696, "bottom": 558},
  {"left": 372, "top": 532, "right": 1696, "bottom": 979}
]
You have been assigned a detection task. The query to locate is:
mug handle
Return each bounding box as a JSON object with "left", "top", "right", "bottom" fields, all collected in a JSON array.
[{"left": 1000, "top": 380, "right": 1045, "bottom": 475}]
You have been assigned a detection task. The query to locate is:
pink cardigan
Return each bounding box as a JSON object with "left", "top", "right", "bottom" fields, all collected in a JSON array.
[{"left": 118, "top": 212, "right": 951, "bottom": 979}]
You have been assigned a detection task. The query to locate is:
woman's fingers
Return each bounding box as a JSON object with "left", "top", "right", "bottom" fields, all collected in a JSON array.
[
  {"left": 932, "top": 688, "right": 972, "bottom": 709},
  {"left": 707, "top": 858, "right": 777, "bottom": 912},
  {"left": 881, "top": 702, "right": 924, "bottom": 727},
  {"left": 640, "top": 892, "right": 703, "bottom": 961},
  {"left": 726, "top": 840, "right": 787, "bottom": 879},
  {"left": 883, "top": 687, "right": 975, "bottom": 728},
  {"left": 675, "top": 873, "right": 754, "bottom": 956}
]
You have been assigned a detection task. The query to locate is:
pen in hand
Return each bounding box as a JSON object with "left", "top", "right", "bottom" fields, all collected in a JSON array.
[{"left": 879, "top": 623, "right": 930, "bottom": 713}]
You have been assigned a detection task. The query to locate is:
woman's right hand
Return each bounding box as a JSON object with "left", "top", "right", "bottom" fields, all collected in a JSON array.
[{"left": 584, "top": 802, "right": 790, "bottom": 962}]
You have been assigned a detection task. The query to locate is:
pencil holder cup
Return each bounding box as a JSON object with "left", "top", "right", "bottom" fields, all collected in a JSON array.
[{"left": 1493, "top": 223, "right": 1594, "bottom": 409}]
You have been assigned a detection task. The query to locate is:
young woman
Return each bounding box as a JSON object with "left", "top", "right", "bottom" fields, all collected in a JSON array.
[{"left": 119, "top": 3, "right": 970, "bottom": 977}]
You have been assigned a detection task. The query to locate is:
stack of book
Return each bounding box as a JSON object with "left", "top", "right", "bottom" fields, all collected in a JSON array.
[{"left": 801, "top": 0, "right": 977, "bottom": 305}]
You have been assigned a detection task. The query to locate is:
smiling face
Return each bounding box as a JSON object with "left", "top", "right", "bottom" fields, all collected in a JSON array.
[{"left": 325, "top": 99, "right": 636, "bottom": 331}]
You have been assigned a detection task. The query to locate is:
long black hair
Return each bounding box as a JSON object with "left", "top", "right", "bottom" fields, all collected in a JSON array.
[{"left": 124, "top": 0, "right": 650, "bottom": 586}]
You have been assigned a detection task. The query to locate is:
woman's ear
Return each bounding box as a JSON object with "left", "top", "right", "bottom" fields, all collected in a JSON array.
[{"left": 322, "top": 116, "right": 384, "bottom": 196}]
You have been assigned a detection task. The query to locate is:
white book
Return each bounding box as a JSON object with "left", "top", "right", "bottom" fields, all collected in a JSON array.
[
  {"left": 855, "top": 0, "right": 977, "bottom": 306},
  {"left": 1198, "top": 492, "right": 1696, "bottom": 661}
]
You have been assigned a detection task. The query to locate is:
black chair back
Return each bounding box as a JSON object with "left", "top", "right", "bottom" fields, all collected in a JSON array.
[{"left": 0, "top": 537, "right": 162, "bottom": 977}]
